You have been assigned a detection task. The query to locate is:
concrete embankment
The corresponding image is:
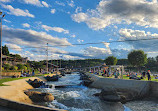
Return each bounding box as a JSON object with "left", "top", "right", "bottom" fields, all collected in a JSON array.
[
  {"left": 0, "top": 76, "right": 66, "bottom": 111},
  {"left": 86, "top": 73, "right": 158, "bottom": 99}
]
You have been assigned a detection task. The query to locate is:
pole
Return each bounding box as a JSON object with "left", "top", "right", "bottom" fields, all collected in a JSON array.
[
  {"left": 0, "top": 18, "right": 2, "bottom": 78},
  {"left": 46, "top": 43, "right": 48, "bottom": 74},
  {"left": 60, "top": 59, "right": 61, "bottom": 68}
]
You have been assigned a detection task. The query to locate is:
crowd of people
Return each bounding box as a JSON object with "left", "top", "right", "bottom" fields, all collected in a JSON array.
[
  {"left": 92, "top": 68, "right": 157, "bottom": 81},
  {"left": 20, "top": 69, "right": 35, "bottom": 77}
]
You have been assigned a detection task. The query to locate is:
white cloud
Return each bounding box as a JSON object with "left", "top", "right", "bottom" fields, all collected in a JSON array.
[
  {"left": 119, "top": 28, "right": 158, "bottom": 52},
  {"left": 5, "top": 43, "right": 22, "bottom": 51},
  {"left": 22, "top": 23, "right": 30, "bottom": 28},
  {"left": 4, "top": 19, "right": 11, "bottom": 23},
  {"left": 75, "top": 7, "right": 82, "bottom": 13},
  {"left": 0, "top": 0, "right": 12, "bottom": 2},
  {"left": 72, "top": 0, "right": 158, "bottom": 30},
  {"left": 55, "top": 1, "right": 65, "bottom": 6},
  {"left": 42, "top": 1, "right": 49, "bottom": 7},
  {"left": 51, "top": 9, "right": 56, "bottom": 14},
  {"left": 2, "top": 4, "right": 35, "bottom": 18},
  {"left": 19, "top": 0, "right": 42, "bottom": 7},
  {"left": 42, "top": 25, "right": 69, "bottom": 34},
  {"left": 72, "top": 13, "right": 88, "bottom": 23},
  {"left": 84, "top": 46, "right": 111, "bottom": 58},
  {"left": 19, "top": 0, "right": 49, "bottom": 7},
  {"left": 77, "top": 39, "right": 84, "bottom": 43},
  {"left": 3, "top": 26, "right": 71, "bottom": 48},
  {"left": 71, "top": 34, "right": 76, "bottom": 38},
  {"left": 68, "top": 0, "right": 75, "bottom": 7}
]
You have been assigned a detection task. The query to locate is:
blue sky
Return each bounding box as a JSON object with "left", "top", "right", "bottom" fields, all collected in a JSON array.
[{"left": 0, "top": 0, "right": 158, "bottom": 61}]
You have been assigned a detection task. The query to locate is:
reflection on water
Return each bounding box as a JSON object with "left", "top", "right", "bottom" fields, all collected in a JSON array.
[{"left": 33, "top": 73, "right": 132, "bottom": 111}]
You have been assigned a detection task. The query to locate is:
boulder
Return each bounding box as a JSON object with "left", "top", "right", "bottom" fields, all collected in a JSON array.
[
  {"left": 99, "top": 89, "right": 121, "bottom": 102},
  {"left": 24, "top": 91, "right": 54, "bottom": 102},
  {"left": 82, "top": 80, "right": 93, "bottom": 86},
  {"left": 27, "top": 79, "right": 52, "bottom": 88},
  {"left": 45, "top": 75, "right": 59, "bottom": 81}
]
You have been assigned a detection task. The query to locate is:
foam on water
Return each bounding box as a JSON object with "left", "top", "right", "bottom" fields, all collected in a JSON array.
[{"left": 44, "top": 73, "right": 132, "bottom": 111}]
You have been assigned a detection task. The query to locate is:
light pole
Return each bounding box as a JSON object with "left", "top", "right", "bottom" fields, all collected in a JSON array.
[
  {"left": 0, "top": 12, "right": 5, "bottom": 78},
  {"left": 46, "top": 43, "right": 48, "bottom": 74}
]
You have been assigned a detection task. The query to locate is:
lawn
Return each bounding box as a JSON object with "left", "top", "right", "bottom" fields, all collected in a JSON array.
[
  {"left": 123, "top": 75, "right": 158, "bottom": 82},
  {"left": 0, "top": 73, "right": 55, "bottom": 86},
  {"left": 95, "top": 73, "right": 158, "bottom": 82},
  {"left": 0, "top": 77, "right": 28, "bottom": 86}
]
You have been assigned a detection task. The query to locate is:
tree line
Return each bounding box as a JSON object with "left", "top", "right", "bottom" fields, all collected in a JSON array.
[{"left": 1, "top": 45, "right": 158, "bottom": 72}]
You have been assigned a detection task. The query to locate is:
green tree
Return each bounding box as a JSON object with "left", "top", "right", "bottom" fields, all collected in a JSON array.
[
  {"left": 17, "top": 64, "right": 24, "bottom": 70},
  {"left": 105, "top": 56, "right": 117, "bottom": 65},
  {"left": 3, "top": 64, "right": 10, "bottom": 70},
  {"left": 10, "top": 66, "right": 18, "bottom": 70},
  {"left": 2, "top": 45, "right": 9, "bottom": 56},
  {"left": 128, "top": 50, "right": 147, "bottom": 67}
]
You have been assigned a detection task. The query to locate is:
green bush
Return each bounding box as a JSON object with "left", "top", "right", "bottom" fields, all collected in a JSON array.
[
  {"left": 10, "top": 66, "right": 18, "bottom": 70},
  {"left": 17, "top": 64, "right": 24, "bottom": 70},
  {"left": 3, "top": 64, "right": 10, "bottom": 70}
]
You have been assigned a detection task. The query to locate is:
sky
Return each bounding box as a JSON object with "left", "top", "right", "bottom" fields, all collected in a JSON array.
[{"left": 0, "top": 0, "right": 158, "bottom": 61}]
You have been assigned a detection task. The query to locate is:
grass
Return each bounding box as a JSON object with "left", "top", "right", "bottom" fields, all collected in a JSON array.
[
  {"left": 0, "top": 77, "right": 29, "bottom": 86},
  {"left": 95, "top": 73, "right": 158, "bottom": 82},
  {"left": 0, "top": 73, "right": 57, "bottom": 86},
  {"left": 123, "top": 75, "right": 158, "bottom": 82}
]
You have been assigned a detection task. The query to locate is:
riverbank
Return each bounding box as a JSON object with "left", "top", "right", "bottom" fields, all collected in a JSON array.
[
  {"left": 86, "top": 73, "right": 158, "bottom": 111},
  {"left": 0, "top": 77, "right": 41, "bottom": 104},
  {"left": 0, "top": 73, "right": 59, "bottom": 104}
]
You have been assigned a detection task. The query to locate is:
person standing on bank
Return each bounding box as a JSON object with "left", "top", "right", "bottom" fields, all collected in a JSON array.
[{"left": 147, "top": 70, "right": 151, "bottom": 81}]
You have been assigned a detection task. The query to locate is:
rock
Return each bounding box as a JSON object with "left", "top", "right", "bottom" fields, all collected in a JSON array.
[
  {"left": 27, "top": 79, "right": 52, "bottom": 88},
  {"left": 24, "top": 91, "right": 54, "bottom": 102},
  {"left": 82, "top": 80, "right": 93, "bottom": 86},
  {"left": 45, "top": 75, "right": 59, "bottom": 81},
  {"left": 97, "top": 88, "right": 121, "bottom": 102},
  {"left": 101, "top": 95, "right": 121, "bottom": 102}
]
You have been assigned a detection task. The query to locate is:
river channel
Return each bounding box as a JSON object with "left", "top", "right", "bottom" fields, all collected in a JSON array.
[{"left": 31, "top": 72, "right": 157, "bottom": 111}]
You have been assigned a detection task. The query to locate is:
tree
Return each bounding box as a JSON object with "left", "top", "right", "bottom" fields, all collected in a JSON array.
[
  {"left": 105, "top": 56, "right": 117, "bottom": 65},
  {"left": 10, "top": 66, "right": 18, "bottom": 70},
  {"left": 17, "top": 64, "right": 24, "bottom": 70},
  {"left": 128, "top": 50, "right": 147, "bottom": 67},
  {"left": 2, "top": 45, "right": 9, "bottom": 56},
  {"left": 3, "top": 64, "right": 10, "bottom": 70}
]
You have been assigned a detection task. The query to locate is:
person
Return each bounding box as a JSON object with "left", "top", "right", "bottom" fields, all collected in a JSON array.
[
  {"left": 142, "top": 71, "right": 146, "bottom": 78},
  {"left": 114, "top": 70, "right": 117, "bottom": 78},
  {"left": 146, "top": 70, "right": 151, "bottom": 81},
  {"left": 32, "top": 69, "right": 35, "bottom": 76}
]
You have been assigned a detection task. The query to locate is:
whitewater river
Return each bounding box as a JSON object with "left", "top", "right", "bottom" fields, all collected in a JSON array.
[{"left": 32, "top": 73, "right": 157, "bottom": 111}]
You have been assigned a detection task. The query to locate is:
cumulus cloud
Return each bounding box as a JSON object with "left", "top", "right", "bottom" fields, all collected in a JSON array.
[
  {"left": 42, "top": 25, "right": 69, "bottom": 34},
  {"left": 5, "top": 43, "right": 22, "bottom": 51},
  {"left": 119, "top": 28, "right": 158, "bottom": 52},
  {"left": 22, "top": 23, "right": 30, "bottom": 28},
  {"left": 2, "top": 26, "right": 71, "bottom": 48},
  {"left": 72, "top": 0, "right": 158, "bottom": 30},
  {"left": 83, "top": 45, "right": 129, "bottom": 59},
  {"left": 41, "top": 1, "right": 49, "bottom": 7},
  {"left": 19, "top": 0, "right": 49, "bottom": 7},
  {"left": 2, "top": 4, "right": 35, "bottom": 18},
  {"left": 55, "top": 1, "right": 65, "bottom": 6},
  {"left": 51, "top": 9, "right": 56, "bottom": 14},
  {"left": 84, "top": 46, "right": 111, "bottom": 58},
  {"left": 4, "top": 19, "right": 11, "bottom": 23},
  {"left": 72, "top": 13, "right": 88, "bottom": 23},
  {"left": 0, "top": 0, "right": 12, "bottom": 2},
  {"left": 67, "top": 0, "right": 75, "bottom": 7},
  {"left": 75, "top": 7, "right": 82, "bottom": 13}
]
